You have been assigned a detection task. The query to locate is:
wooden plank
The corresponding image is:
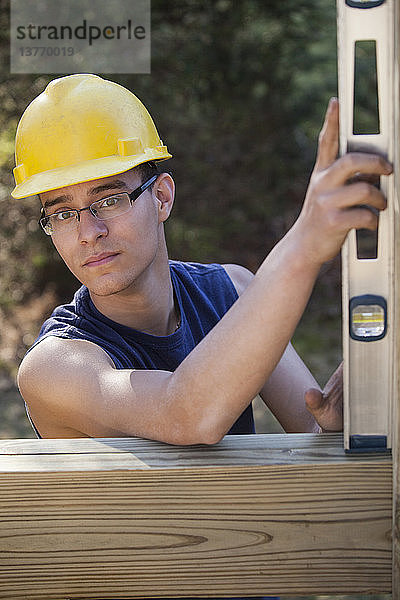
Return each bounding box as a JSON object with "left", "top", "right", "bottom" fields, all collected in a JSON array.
[
  {"left": 0, "top": 452, "right": 151, "bottom": 471},
  {"left": 0, "top": 432, "right": 345, "bottom": 455},
  {"left": 0, "top": 435, "right": 392, "bottom": 599},
  {"left": 0, "top": 433, "right": 391, "bottom": 470}
]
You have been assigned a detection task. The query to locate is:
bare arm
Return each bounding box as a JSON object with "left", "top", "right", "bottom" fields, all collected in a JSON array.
[
  {"left": 18, "top": 99, "right": 391, "bottom": 444},
  {"left": 223, "top": 263, "right": 320, "bottom": 433}
]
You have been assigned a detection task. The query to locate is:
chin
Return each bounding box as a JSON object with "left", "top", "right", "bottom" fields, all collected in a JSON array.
[
  {"left": 82, "top": 273, "right": 137, "bottom": 297},
  {"left": 90, "top": 281, "right": 135, "bottom": 297}
]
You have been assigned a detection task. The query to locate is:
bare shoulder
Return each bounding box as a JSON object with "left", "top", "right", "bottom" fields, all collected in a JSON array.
[
  {"left": 221, "top": 263, "right": 254, "bottom": 296},
  {"left": 18, "top": 336, "right": 113, "bottom": 386},
  {"left": 18, "top": 336, "right": 115, "bottom": 437}
]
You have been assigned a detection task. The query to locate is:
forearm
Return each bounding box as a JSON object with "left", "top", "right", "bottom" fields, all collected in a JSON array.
[
  {"left": 166, "top": 229, "right": 321, "bottom": 442},
  {"left": 259, "top": 342, "right": 321, "bottom": 433}
]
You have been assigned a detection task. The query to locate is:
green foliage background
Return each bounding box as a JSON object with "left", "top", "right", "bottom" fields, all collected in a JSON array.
[{"left": 0, "top": 2, "right": 387, "bottom": 597}]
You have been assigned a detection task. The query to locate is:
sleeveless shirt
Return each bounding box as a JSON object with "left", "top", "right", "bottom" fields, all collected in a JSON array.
[{"left": 31, "top": 260, "right": 255, "bottom": 436}]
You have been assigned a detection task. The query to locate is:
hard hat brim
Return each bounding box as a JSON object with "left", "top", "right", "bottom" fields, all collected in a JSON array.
[{"left": 11, "top": 149, "right": 172, "bottom": 199}]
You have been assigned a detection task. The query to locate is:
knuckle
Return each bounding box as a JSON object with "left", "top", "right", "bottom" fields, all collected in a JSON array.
[
  {"left": 358, "top": 181, "right": 373, "bottom": 199},
  {"left": 314, "top": 191, "right": 329, "bottom": 210},
  {"left": 325, "top": 209, "right": 340, "bottom": 230}
]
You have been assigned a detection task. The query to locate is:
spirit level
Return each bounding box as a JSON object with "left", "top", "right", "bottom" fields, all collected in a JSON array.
[
  {"left": 337, "top": 0, "right": 400, "bottom": 452},
  {"left": 349, "top": 294, "right": 387, "bottom": 341}
]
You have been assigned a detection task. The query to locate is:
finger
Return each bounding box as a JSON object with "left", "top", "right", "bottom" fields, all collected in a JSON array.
[
  {"left": 346, "top": 172, "right": 381, "bottom": 187},
  {"left": 305, "top": 388, "right": 325, "bottom": 412},
  {"left": 338, "top": 205, "right": 380, "bottom": 232},
  {"left": 322, "top": 152, "right": 392, "bottom": 187},
  {"left": 323, "top": 181, "right": 387, "bottom": 212},
  {"left": 305, "top": 388, "right": 343, "bottom": 432},
  {"left": 315, "top": 97, "right": 339, "bottom": 172},
  {"left": 323, "top": 361, "right": 343, "bottom": 398}
]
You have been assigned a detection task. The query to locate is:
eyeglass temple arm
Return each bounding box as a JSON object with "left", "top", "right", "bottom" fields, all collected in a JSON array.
[{"left": 131, "top": 174, "right": 158, "bottom": 200}]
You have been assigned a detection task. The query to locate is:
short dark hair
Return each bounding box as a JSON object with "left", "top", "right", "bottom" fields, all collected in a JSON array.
[{"left": 135, "top": 161, "right": 160, "bottom": 187}]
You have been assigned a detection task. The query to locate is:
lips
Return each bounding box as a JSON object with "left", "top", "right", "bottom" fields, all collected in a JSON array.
[{"left": 82, "top": 252, "right": 119, "bottom": 267}]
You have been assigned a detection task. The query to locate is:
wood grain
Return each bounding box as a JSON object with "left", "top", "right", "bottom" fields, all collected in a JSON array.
[
  {"left": 0, "top": 434, "right": 392, "bottom": 599},
  {"left": 0, "top": 433, "right": 390, "bottom": 470}
]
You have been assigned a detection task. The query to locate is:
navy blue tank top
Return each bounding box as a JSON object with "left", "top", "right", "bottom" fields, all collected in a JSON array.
[
  {"left": 29, "top": 260, "right": 277, "bottom": 600},
  {"left": 32, "top": 260, "right": 255, "bottom": 436}
]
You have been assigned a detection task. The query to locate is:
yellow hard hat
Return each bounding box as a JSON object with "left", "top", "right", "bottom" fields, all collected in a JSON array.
[{"left": 12, "top": 74, "right": 172, "bottom": 199}]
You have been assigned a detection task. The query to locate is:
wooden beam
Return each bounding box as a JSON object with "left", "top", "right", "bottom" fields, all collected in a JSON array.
[{"left": 0, "top": 434, "right": 392, "bottom": 599}]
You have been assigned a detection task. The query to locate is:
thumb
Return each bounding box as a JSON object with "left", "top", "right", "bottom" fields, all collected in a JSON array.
[
  {"left": 314, "top": 97, "right": 339, "bottom": 172},
  {"left": 305, "top": 388, "right": 324, "bottom": 413}
]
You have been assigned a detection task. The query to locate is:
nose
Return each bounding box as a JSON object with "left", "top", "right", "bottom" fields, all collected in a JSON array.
[{"left": 77, "top": 207, "right": 108, "bottom": 244}]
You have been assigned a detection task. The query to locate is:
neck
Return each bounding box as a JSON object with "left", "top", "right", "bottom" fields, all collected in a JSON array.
[{"left": 89, "top": 239, "right": 179, "bottom": 336}]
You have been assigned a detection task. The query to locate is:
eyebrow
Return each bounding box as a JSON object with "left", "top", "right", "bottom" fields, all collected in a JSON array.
[
  {"left": 88, "top": 180, "right": 128, "bottom": 196},
  {"left": 42, "top": 179, "right": 128, "bottom": 210}
]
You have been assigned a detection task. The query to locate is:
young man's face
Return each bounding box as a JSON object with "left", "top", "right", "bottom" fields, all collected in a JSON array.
[{"left": 40, "top": 169, "right": 169, "bottom": 298}]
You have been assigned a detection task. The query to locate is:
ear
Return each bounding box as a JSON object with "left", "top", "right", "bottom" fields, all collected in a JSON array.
[{"left": 153, "top": 173, "right": 175, "bottom": 223}]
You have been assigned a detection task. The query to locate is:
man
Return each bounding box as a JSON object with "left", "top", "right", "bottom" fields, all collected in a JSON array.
[{"left": 13, "top": 74, "right": 391, "bottom": 442}]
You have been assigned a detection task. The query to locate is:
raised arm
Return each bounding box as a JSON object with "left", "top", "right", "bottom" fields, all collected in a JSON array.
[{"left": 18, "top": 99, "right": 392, "bottom": 444}]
